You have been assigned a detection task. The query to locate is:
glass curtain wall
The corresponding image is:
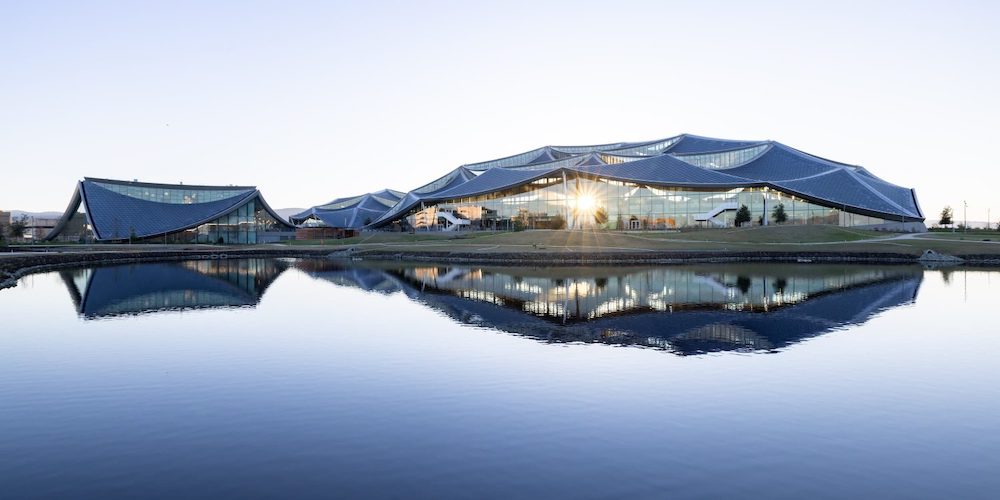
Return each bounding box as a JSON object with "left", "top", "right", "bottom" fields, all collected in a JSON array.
[
  {"left": 158, "top": 199, "right": 285, "bottom": 244},
  {"left": 92, "top": 182, "right": 247, "bottom": 204},
  {"left": 407, "top": 174, "right": 888, "bottom": 231}
]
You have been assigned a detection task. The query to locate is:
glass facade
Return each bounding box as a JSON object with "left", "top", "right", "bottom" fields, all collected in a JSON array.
[
  {"left": 156, "top": 198, "right": 286, "bottom": 244},
  {"left": 547, "top": 143, "right": 629, "bottom": 154},
  {"left": 463, "top": 148, "right": 553, "bottom": 171},
  {"left": 317, "top": 195, "right": 366, "bottom": 210},
  {"left": 92, "top": 181, "right": 248, "bottom": 204},
  {"left": 674, "top": 144, "right": 771, "bottom": 169},
  {"left": 463, "top": 139, "right": 680, "bottom": 171},
  {"left": 606, "top": 137, "right": 681, "bottom": 156},
  {"left": 510, "top": 154, "right": 607, "bottom": 171},
  {"left": 407, "top": 174, "right": 888, "bottom": 231}
]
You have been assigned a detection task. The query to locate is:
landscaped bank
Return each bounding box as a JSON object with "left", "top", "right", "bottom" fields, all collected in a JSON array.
[
  {"left": 0, "top": 247, "right": 331, "bottom": 290},
  {"left": 2, "top": 246, "right": 998, "bottom": 291}
]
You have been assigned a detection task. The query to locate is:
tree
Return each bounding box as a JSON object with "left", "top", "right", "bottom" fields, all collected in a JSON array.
[
  {"left": 593, "top": 207, "right": 608, "bottom": 226},
  {"left": 771, "top": 203, "right": 787, "bottom": 224},
  {"left": 8, "top": 215, "right": 28, "bottom": 240},
  {"left": 549, "top": 214, "right": 566, "bottom": 230},
  {"left": 734, "top": 204, "right": 752, "bottom": 226},
  {"left": 939, "top": 206, "right": 953, "bottom": 226}
]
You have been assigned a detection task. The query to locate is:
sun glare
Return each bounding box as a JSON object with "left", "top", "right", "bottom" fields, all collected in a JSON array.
[{"left": 575, "top": 193, "right": 596, "bottom": 214}]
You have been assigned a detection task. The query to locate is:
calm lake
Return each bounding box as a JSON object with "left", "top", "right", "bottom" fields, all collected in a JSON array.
[{"left": 1, "top": 259, "right": 998, "bottom": 499}]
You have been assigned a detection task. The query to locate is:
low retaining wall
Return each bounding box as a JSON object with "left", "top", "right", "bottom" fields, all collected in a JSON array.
[{"left": 347, "top": 250, "right": 922, "bottom": 266}]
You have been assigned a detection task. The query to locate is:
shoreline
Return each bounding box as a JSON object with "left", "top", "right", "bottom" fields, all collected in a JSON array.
[{"left": 4, "top": 246, "right": 999, "bottom": 291}]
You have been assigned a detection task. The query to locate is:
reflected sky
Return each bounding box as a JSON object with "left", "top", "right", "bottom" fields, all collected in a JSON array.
[{"left": 1, "top": 261, "right": 999, "bottom": 498}]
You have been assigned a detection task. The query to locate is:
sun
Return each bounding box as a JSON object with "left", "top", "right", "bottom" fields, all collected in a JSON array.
[{"left": 575, "top": 193, "right": 597, "bottom": 214}]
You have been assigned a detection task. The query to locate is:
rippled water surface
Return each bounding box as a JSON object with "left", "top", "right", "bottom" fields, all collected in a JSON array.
[{"left": 1, "top": 259, "right": 998, "bottom": 499}]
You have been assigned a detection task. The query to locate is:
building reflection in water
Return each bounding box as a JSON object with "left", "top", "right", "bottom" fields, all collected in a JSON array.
[
  {"left": 61, "top": 259, "right": 289, "bottom": 318},
  {"left": 297, "top": 261, "right": 923, "bottom": 355}
]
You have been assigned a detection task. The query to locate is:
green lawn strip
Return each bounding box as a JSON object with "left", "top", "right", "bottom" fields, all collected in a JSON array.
[{"left": 78, "top": 226, "right": 995, "bottom": 257}]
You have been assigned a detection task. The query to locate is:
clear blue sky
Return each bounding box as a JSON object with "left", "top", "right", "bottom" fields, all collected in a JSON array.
[{"left": 2, "top": 0, "right": 997, "bottom": 223}]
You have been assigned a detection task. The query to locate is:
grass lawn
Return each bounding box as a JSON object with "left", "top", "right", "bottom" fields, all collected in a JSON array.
[
  {"left": 271, "top": 225, "right": 1000, "bottom": 257},
  {"left": 10, "top": 226, "right": 998, "bottom": 258}
]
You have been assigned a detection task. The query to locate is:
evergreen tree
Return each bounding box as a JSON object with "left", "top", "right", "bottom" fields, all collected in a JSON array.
[
  {"left": 772, "top": 203, "right": 787, "bottom": 224},
  {"left": 939, "top": 206, "right": 953, "bottom": 226},
  {"left": 734, "top": 205, "right": 752, "bottom": 226},
  {"left": 8, "top": 215, "right": 28, "bottom": 240}
]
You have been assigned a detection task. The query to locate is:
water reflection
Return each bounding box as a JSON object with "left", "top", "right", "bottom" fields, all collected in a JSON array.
[
  {"left": 59, "top": 258, "right": 923, "bottom": 353},
  {"left": 298, "top": 261, "right": 923, "bottom": 354},
  {"left": 61, "top": 259, "right": 289, "bottom": 318}
]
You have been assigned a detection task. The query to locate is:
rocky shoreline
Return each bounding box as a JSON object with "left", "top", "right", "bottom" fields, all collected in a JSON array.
[{"left": 5, "top": 246, "right": 998, "bottom": 291}]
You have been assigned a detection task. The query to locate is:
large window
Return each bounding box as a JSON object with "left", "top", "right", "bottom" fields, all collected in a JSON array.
[
  {"left": 157, "top": 199, "right": 285, "bottom": 244},
  {"left": 92, "top": 181, "right": 248, "bottom": 204},
  {"left": 406, "top": 174, "right": 888, "bottom": 230},
  {"left": 674, "top": 144, "right": 770, "bottom": 169}
]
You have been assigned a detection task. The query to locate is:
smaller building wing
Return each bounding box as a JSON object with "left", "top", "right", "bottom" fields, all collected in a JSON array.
[
  {"left": 45, "top": 177, "right": 294, "bottom": 243},
  {"left": 83, "top": 182, "right": 257, "bottom": 239},
  {"left": 291, "top": 188, "right": 406, "bottom": 229}
]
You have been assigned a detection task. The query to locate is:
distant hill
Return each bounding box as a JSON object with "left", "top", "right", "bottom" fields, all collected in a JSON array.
[
  {"left": 5, "top": 209, "right": 309, "bottom": 221},
  {"left": 7, "top": 210, "right": 64, "bottom": 220}
]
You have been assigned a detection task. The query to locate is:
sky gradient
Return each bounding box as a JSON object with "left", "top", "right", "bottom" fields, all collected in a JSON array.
[{"left": 2, "top": 0, "right": 997, "bottom": 224}]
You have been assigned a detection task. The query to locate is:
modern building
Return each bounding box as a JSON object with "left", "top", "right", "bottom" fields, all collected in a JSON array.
[
  {"left": 369, "top": 134, "right": 925, "bottom": 232},
  {"left": 0, "top": 211, "right": 58, "bottom": 241},
  {"left": 290, "top": 189, "right": 405, "bottom": 238},
  {"left": 45, "top": 177, "right": 295, "bottom": 244},
  {"left": 24, "top": 215, "right": 63, "bottom": 241}
]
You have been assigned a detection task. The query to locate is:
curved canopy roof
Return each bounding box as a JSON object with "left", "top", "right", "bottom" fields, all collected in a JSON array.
[
  {"left": 373, "top": 167, "right": 478, "bottom": 226},
  {"left": 716, "top": 143, "right": 922, "bottom": 218},
  {"left": 45, "top": 177, "right": 294, "bottom": 241},
  {"left": 370, "top": 133, "right": 923, "bottom": 226},
  {"left": 290, "top": 188, "right": 404, "bottom": 228}
]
